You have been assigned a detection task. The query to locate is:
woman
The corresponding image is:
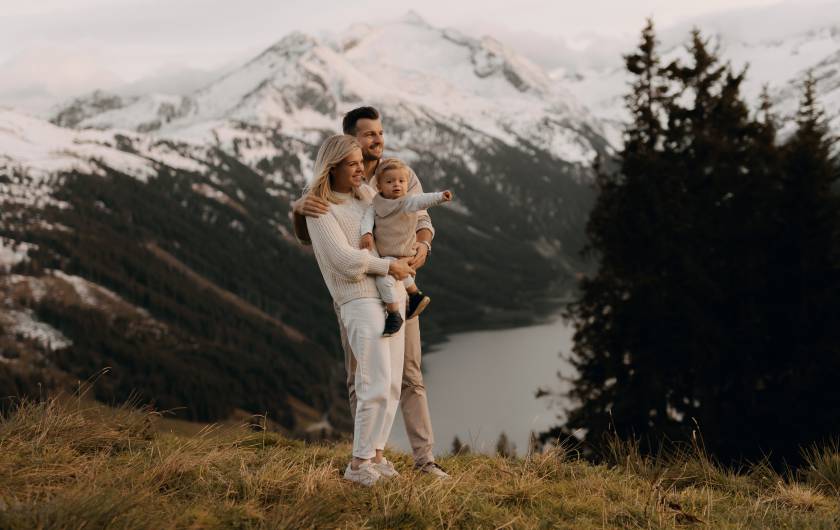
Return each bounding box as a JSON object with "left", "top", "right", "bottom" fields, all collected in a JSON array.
[{"left": 304, "top": 134, "right": 414, "bottom": 486}]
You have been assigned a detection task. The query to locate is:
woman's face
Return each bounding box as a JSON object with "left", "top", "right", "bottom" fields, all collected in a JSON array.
[{"left": 330, "top": 148, "right": 364, "bottom": 192}]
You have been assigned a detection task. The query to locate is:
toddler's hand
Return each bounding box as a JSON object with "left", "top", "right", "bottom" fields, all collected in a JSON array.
[
  {"left": 359, "top": 233, "right": 374, "bottom": 251},
  {"left": 442, "top": 190, "right": 453, "bottom": 202}
]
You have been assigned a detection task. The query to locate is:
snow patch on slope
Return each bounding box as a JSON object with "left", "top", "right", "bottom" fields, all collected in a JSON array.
[
  {"left": 51, "top": 270, "right": 124, "bottom": 307},
  {"left": 0, "top": 237, "right": 37, "bottom": 272},
  {"left": 0, "top": 109, "right": 155, "bottom": 181},
  {"left": 0, "top": 109, "right": 219, "bottom": 210},
  {"left": 0, "top": 309, "right": 71, "bottom": 350}
]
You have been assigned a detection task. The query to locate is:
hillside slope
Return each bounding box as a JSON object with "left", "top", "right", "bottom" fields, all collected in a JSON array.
[
  {"left": 1, "top": 398, "right": 839, "bottom": 529},
  {"left": 0, "top": 106, "right": 569, "bottom": 429},
  {"left": 1, "top": 13, "right": 601, "bottom": 428}
]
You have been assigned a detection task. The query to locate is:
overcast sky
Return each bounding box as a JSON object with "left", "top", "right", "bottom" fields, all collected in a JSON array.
[
  {"left": 0, "top": 0, "right": 833, "bottom": 112},
  {"left": 0, "top": 0, "right": 793, "bottom": 78}
]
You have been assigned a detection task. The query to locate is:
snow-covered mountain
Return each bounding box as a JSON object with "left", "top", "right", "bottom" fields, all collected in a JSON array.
[
  {"left": 10, "top": 11, "right": 603, "bottom": 269},
  {"left": 50, "top": 12, "right": 603, "bottom": 167},
  {"left": 1, "top": 13, "right": 598, "bottom": 427},
  {"left": 559, "top": 5, "right": 840, "bottom": 142}
]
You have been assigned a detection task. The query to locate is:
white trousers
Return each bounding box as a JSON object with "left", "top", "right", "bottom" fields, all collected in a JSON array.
[
  {"left": 375, "top": 256, "right": 416, "bottom": 304},
  {"left": 339, "top": 295, "right": 406, "bottom": 459}
]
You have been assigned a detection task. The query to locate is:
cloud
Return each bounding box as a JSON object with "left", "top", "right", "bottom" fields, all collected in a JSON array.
[{"left": 0, "top": 47, "right": 123, "bottom": 114}]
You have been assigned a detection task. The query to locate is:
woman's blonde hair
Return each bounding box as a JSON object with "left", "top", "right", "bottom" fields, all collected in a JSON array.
[
  {"left": 374, "top": 158, "right": 410, "bottom": 184},
  {"left": 304, "top": 135, "right": 362, "bottom": 204}
]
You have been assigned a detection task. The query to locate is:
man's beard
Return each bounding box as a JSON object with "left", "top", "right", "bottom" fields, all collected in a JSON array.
[{"left": 362, "top": 146, "right": 382, "bottom": 162}]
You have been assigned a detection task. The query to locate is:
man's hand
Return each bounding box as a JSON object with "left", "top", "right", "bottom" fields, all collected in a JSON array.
[
  {"left": 359, "top": 233, "right": 374, "bottom": 251},
  {"left": 292, "top": 195, "right": 330, "bottom": 218},
  {"left": 442, "top": 190, "right": 453, "bottom": 201},
  {"left": 409, "top": 241, "right": 428, "bottom": 270},
  {"left": 388, "top": 257, "right": 415, "bottom": 281}
]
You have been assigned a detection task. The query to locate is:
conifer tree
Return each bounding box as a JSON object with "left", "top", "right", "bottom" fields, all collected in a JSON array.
[
  {"left": 656, "top": 31, "right": 779, "bottom": 457},
  {"left": 769, "top": 73, "right": 840, "bottom": 454},
  {"left": 561, "top": 19, "right": 680, "bottom": 446},
  {"left": 496, "top": 432, "right": 516, "bottom": 458},
  {"left": 452, "top": 435, "right": 470, "bottom": 455},
  {"left": 554, "top": 23, "right": 832, "bottom": 462}
]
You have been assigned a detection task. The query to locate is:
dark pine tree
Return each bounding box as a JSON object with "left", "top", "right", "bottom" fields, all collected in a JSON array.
[
  {"left": 554, "top": 19, "right": 690, "bottom": 449},
  {"left": 656, "top": 30, "right": 781, "bottom": 460},
  {"left": 549, "top": 23, "right": 838, "bottom": 464},
  {"left": 768, "top": 73, "right": 840, "bottom": 457}
]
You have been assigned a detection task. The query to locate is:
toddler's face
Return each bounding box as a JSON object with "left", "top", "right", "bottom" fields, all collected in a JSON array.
[{"left": 378, "top": 169, "right": 409, "bottom": 199}]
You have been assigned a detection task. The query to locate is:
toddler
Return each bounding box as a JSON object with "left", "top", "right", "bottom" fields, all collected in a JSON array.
[{"left": 360, "top": 158, "right": 452, "bottom": 336}]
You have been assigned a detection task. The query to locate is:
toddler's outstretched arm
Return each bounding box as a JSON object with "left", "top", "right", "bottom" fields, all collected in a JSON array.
[{"left": 403, "top": 190, "right": 453, "bottom": 213}]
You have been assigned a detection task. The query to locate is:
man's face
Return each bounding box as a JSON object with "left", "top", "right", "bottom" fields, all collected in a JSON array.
[
  {"left": 378, "top": 168, "right": 408, "bottom": 199},
  {"left": 354, "top": 118, "right": 384, "bottom": 162}
]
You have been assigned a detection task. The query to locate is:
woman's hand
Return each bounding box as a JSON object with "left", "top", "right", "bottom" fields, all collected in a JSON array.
[
  {"left": 388, "top": 257, "right": 415, "bottom": 281},
  {"left": 292, "top": 195, "right": 330, "bottom": 217}
]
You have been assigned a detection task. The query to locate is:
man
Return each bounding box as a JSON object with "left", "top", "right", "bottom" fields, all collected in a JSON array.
[{"left": 292, "top": 106, "right": 449, "bottom": 477}]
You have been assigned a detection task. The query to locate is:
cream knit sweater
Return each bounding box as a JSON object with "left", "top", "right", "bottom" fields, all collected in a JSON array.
[{"left": 306, "top": 191, "right": 391, "bottom": 306}]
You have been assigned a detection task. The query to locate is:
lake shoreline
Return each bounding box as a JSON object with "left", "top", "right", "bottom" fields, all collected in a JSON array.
[
  {"left": 390, "top": 313, "right": 577, "bottom": 456},
  {"left": 420, "top": 280, "right": 578, "bottom": 350}
]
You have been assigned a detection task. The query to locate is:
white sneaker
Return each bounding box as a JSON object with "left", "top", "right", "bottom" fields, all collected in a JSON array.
[
  {"left": 344, "top": 461, "right": 381, "bottom": 487},
  {"left": 373, "top": 457, "right": 400, "bottom": 479},
  {"left": 415, "top": 461, "right": 451, "bottom": 479}
]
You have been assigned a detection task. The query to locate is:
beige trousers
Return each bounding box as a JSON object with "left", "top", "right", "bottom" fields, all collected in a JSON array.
[{"left": 336, "top": 302, "right": 435, "bottom": 465}]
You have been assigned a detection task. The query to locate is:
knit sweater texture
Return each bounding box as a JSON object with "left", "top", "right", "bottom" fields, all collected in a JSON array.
[
  {"left": 293, "top": 163, "right": 434, "bottom": 245},
  {"left": 361, "top": 191, "right": 448, "bottom": 258},
  {"left": 306, "top": 191, "right": 391, "bottom": 306}
]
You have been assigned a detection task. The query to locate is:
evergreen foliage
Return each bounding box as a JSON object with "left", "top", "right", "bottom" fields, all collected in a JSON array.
[
  {"left": 554, "top": 21, "right": 840, "bottom": 463},
  {"left": 496, "top": 431, "right": 516, "bottom": 458},
  {"left": 451, "top": 435, "right": 471, "bottom": 455}
]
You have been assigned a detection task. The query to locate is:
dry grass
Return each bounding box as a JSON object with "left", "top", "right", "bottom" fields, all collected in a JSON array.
[
  {"left": 802, "top": 439, "right": 840, "bottom": 495},
  {"left": 1, "top": 398, "right": 839, "bottom": 529}
]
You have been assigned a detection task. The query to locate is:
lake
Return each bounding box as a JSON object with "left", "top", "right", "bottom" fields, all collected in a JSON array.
[{"left": 389, "top": 316, "right": 577, "bottom": 457}]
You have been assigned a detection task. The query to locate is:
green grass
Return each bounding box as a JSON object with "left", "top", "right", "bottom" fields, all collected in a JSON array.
[{"left": 1, "top": 397, "right": 839, "bottom": 529}]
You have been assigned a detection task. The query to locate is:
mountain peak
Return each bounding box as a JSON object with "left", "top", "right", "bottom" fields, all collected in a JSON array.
[
  {"left": 398, "top": 10, "right": 430, "bottom": 27},
  {"left": 261, "top": 31, "right": 319, "bottom": 58}
]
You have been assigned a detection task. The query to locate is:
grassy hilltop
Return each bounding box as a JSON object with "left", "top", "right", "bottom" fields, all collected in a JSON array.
[{"left": 1, "top": 398, "right": 839, "bottom": 529}]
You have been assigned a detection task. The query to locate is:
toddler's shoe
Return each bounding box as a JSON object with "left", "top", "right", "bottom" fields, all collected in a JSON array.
[
  {"left": 383, "top": 311, "right": 404, "bottom": 336},
  {"left": 406, "top": 291, "right": 431, "bottom": 320}
]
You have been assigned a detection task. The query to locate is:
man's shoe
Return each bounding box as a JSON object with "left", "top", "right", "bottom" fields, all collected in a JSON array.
[
  {"left": 415, "top": 461, "right": 450, "bottom": 479},
  {"left": 344, "top": 461, "right": 381, "bottom": 487},
  {"left": 382, "top": 311, "right": 404, "bottom": 337},
  {"left": 373, "top": 457, "right": 400, "bottom": 479},
  {"left": 406, "top": 291, "right": 431, "bottom": 320}
]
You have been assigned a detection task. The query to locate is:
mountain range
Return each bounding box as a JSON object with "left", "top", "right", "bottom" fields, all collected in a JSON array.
[
  {"left": 2, "top": 7, "right": 839, "bottom": 432},
  {"left": 559, "top": 4, "right": 840, "bottom": 143},
  {"left": 0, "top": 13, "right": 600, "bottom": 432}
]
